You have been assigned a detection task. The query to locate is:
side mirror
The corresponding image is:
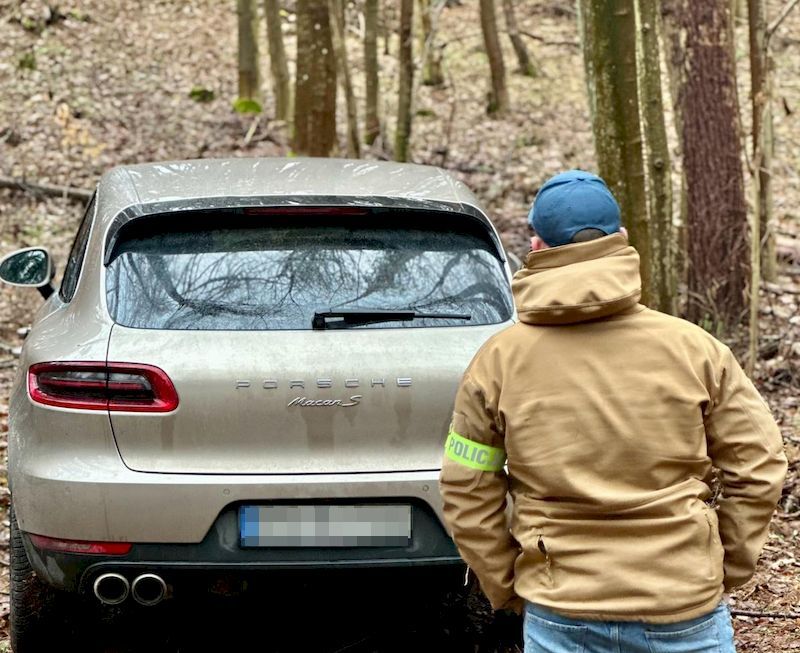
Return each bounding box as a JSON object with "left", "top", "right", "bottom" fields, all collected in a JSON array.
[{"left": 0, "top": 247, "right": 56, "bottom": 299}]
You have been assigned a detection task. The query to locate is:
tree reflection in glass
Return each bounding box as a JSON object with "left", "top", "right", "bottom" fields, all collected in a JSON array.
[
  {"left": 106, "top": 215, "right": 513, "bottom": 330},
  {"left": 0, "top": 249, "right": 50, "bottom": 287}
]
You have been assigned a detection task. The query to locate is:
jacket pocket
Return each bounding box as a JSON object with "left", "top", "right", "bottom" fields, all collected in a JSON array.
[
  {"left": 702, "top": 504, "right": 724, "bottom": 584},
  {"left": 536, "top": 534, "right": 554, "bottom": 587},
  {"left": 521, "top": 531, "right": 554, "bottom": 588}
]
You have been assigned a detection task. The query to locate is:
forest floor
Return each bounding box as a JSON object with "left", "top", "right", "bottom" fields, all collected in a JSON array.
[{"left": 0, "top": 0, "right": 799, "bottom": 650}]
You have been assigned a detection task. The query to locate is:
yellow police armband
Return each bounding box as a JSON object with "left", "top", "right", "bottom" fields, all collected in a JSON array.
[{"left": 445, "top": 430, "right": 506, "bottom": 472}]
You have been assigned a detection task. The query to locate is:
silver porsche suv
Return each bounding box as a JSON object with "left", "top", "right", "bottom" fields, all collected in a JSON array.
[{"left": 1, "top": 158, "right": 515, "bottom": 650}]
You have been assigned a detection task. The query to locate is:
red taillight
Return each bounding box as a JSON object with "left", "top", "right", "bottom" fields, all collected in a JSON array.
[
  {"left": 28, "top": 362, "right": 179, "bottom": 412},
  {"left": 28, "top": 533, "right": 132, "bottom": 555},
  {"left": 243, "top": 206, "right": 370, "bottom": 216}
]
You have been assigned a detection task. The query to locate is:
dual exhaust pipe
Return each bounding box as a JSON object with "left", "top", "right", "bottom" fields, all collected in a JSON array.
[{"left": 93, "top": 573, "right": 167, "bottom": 606}]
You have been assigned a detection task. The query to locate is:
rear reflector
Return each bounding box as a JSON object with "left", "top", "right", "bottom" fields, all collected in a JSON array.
[
  {"left": 28, "top": 362, "right": 179, "bottom": 412},
  {"left": 28, "top": 533, "right": 132, "bottom": 556},
  {"left": 243, "top": 206, "right": 370, "bottom": 216}
]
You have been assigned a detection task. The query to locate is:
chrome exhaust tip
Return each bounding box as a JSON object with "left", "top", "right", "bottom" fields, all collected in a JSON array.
[
  {"left": 131, "top": 573, "right": 167, "bottom": 606},
  {"left": 93, "top": 573, "right": 130, "bottom": 605}
]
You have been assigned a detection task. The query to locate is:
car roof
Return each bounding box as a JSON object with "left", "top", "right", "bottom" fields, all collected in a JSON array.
[{"left": 96, "top": 157, "right": 483, "bottom": 221}]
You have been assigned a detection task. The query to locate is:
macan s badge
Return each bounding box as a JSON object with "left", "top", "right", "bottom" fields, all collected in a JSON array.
[{"left": 234, "top": 377, "right": 413, "bottom": 408}]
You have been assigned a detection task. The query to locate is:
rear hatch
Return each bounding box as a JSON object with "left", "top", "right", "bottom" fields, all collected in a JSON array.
[{"left": 104, "top": 207, "right": 513, "bottom": 474}]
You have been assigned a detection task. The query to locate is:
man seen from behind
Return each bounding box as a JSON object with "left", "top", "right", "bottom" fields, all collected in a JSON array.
[{"left": 439, "top": 170, "right": 788, "bottom": 652}]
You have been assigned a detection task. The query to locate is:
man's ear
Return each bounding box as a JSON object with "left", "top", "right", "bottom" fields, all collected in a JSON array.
[
  {"left": 531, "top": 235, "right": 549, "bottom": 252},
  {"left": 620, "top": 226, "right": 629, "bottom": 239}
]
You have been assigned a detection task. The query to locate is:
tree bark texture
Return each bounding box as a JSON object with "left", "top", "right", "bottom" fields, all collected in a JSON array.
[
  {"left": 264, "top": 0, "right": 291, "bottom": 122},
  {"left": 383, "top": 0, "right": 394, "bottom": 55},
  {"left": 479, "top": 0, "right": 510, "bottom": 114},
  {"left": 293, "top": 0, "right": 337, "bottom": 156},
  {"left": 329, "top": 0, "right": 360, "bottom": 157},
  {"left": 418, "top": 0, "right": 445, "bottom": 86},
  {"left": 747, "top": 0, "right": 776, "bottom": 281},
  {"left": 502, "top": 0, "right": 536, "bottom": 77},
  {"left": 395, "top": 0, "right": 414, "bottom": 161},
  {"left": 237, "top": 0, "right": 262, "bottom": 102},
  {"left": 579, "top": 0, "right": 651, "bottom": 304},
  {"left": 364, "top": 0, "right": 381, "bottom": 145},
  {"left": 663, "top": 0, "right": 749, "bottom": 330},
  {"left": 660, "top": 0, "right": 688, "bottom": 296},
  {"left": 635, "top": 0, "right": 674, "bottom": 313}
]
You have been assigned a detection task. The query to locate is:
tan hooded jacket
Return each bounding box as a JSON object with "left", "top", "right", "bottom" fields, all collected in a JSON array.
[{"left": 439, "top": 233, "right": 787, "bottom": 623}]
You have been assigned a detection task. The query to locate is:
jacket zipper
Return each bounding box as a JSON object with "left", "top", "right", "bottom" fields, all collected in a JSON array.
[{"left": 537, "top": 534, "right": 554, "bottom": 585}]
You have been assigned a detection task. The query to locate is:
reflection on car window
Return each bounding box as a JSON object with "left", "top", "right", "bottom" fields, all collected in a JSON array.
[{"left": 105, "top": 211, "right": 512, "bottom": 331}]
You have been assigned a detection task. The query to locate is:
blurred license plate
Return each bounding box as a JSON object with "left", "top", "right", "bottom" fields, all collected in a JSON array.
[{"left": 239, "top": 505, "right": 412, "bottom": 548}]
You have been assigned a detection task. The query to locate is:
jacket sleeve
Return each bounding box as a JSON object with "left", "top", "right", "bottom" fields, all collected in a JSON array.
[
  {"left": 438, "top": 369, "right": 521, "bottom": 612},
  {"left": 704, "top": 347, "right": 788, "bottom": 591}
]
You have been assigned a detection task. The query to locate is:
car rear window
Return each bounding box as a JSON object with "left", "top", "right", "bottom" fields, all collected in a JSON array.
[{"left": 105, "top": 209, "right": 513, "bottom": 330}]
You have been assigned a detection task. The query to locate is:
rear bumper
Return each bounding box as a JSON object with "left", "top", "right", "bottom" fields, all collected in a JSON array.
[
  {"left": 12, "top": 457, "right": 460, "bottom": 591},
  {"left": 12, "top": 452, "right": 449, "bottom": 541},
  {"left": 22, "top": 499, "right": 461, "bottom": 592}
]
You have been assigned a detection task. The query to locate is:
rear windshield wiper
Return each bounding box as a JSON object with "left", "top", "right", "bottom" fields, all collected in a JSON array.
[{"left": 312, "top": 309, "right": 472, "bottom": 330}]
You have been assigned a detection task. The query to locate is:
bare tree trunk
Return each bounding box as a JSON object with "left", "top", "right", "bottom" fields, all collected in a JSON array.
[
  {"left": 329, "top": 0, "right": 361, "bottom": 157},
  {"left": 364, "top": 0, "right": 381, "bottom": 145},
  {"left": 418, "top": 0, "right": 445, "bottom": 86},
  {"left": 293, "top": 0, "right": 337, "bottom": 156},
  {"left": 502, "top": 0, "right": 536, "bottom": 77},
  {"left": 660, "top": 0, "right": 689, "bottom": 302},
  {"left": 237, "top": 0, "right": 262, "bottom": 104},
  {"left": 747, "top": 0, "right": 776, "bottom": 282},
  {"left": 264, "top": 0, "right": 291, "bottom": 122},
  {"left": 383, "top": 0, "right": 393, "bottom": 55},
  {"left": 663, "top": 0, "right": 749, "bottom": 331},
  {"left": 395, "top": 0, "right": 414, "bottom": 161},
  {"left": 479, "top": 0, "right": 510, "bottom": 114},
  {"left": 636, "top": 0, "right": 674, "bottom": 313},
  {"left": 578, "top": 0, "right": 651, "bottom": 305}
]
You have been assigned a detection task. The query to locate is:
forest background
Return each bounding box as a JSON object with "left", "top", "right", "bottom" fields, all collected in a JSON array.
[{"left": 0, "top": 0, "right": 799, "bottom": 650}]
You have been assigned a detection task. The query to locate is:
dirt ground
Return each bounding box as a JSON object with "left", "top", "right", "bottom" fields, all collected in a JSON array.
[{"left": 0, "top": 0, "right": 798, "bottom": 650}]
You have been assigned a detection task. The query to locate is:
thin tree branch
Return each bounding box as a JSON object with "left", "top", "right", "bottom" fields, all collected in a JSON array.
[
  {"left": 767, "top": 0, "right": 800, "bottom": 40},
  {"left": 731, "top": 609, "right": 800, "bottom": 620},
  {"left": 519, "top": 30, "right": 579, "bottom": 48},
  {"left": 0, "top": 176, "right": 92, "bottom": 202}
]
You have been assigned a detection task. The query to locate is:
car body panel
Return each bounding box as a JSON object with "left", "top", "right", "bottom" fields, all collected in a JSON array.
[
  {"left": 106, "top": 324, "right": 503, "bottom": 474},
  {"left": 13, "top": 446, "right": 446, "bottom": 542}
]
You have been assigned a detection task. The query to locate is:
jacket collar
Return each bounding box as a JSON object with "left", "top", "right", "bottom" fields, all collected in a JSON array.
[{"left": 512, "top": 233, "right": 642, "bottom": 325}]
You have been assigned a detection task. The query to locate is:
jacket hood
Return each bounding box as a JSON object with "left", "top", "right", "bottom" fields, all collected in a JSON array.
[{"left": 512, "top": 233, "right": 642, "bottom": 325}]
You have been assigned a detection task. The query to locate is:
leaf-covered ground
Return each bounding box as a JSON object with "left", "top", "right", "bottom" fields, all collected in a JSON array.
[{"left": 0, "top": 0, "right": 798, "bottom": 650}]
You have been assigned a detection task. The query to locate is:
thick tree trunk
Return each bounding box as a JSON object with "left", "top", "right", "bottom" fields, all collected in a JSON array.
[
  {"left": 237, "top": 0, "right": 262, "bottom": 103},
  {"left": 663, "top": 0, "right": 749, "bottom": 330},
  {"left": 418, "top": 0, "right": 445, "bottom": 86},
  {"left": 636, "top": 0, "right": 674, "bottom": 313},
  {"left": 264, "top": 0, "right": 291, "bottom": 122},
  {"left": 747, "top": 0, "right": 776, "bottom": 282},
  {"left": 502, "top": 0, "right": 536, "bottom": 77},
  {"left": 479, "top": 0, "right": 509, "bottom": 114},
  {"left": 395, "top": 0, "right": 414, "bottom": 161},
  {"left": 364, "top": 0, "right": 381, "bottom": 145},
  {"left": 329, "top": 0, "right": 360, "bottom": 157},
  {"left": 578, "top": 0, "right": 651, "bottom": 304},
  {"left": 293, "top": 0, "right": 337, "bottom": 156}
]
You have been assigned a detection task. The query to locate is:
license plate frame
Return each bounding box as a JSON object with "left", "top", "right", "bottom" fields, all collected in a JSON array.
[{"left": 239, "top": 504, "right": 412, "bottom": 548}]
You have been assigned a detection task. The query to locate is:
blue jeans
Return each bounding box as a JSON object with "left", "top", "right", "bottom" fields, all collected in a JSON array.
[{"left": 524, "top": 600, "right": 736, "bottom": 653}]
